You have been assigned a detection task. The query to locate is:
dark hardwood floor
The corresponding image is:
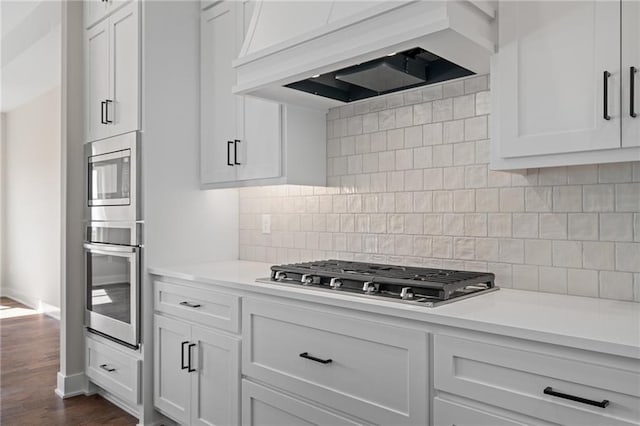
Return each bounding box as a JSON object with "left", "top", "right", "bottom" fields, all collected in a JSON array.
[{"left": 0, "top": 297, "right": 137, "bottom": 425}]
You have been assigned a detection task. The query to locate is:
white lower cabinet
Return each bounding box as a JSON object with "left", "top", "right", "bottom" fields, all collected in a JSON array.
[
  {"left": 86, "top": 334, "right": 141, "bottom": 406},
  {"left": 242, "top": 380, "right": 366, "bottom": 426},
  {"left": 242, "top": 298, "right": 428, "bottom": 426},
  {"left": 154, "top": 314, "right": 240, "bottom": 426},
  {"left": 434, "top": 334, "right": 640, "bottom": 426}
]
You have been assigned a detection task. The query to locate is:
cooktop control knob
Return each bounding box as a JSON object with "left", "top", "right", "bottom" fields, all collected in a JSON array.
[
  {"left": 301, "top": 274, "right": 314, "bottom": 286},
  {"left": 362, "top": 282, "right": 378, "bottom": 294},
  {"left": 329, "top": 278, "right": 342, "bottom": 289},
  {"left": 274, "top": 271, "right": 287, "bottom": 281},
  {"left": 400, "top": 287, "right": 414, "bottom": 300}
]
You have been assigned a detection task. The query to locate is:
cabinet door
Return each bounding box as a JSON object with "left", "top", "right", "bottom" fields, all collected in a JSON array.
[
  {"left": 623, "top": 1, "right": 640, "bottom": 147},
  {"left": 108, "top": 2, "right": 139, "bottom": 138},
  {"left": 497, "top": 1, "right": 621, "bottom": 158},
  {"left": 154, "top": 315, "right": 191, "bottom": 425},
  {"left": 84, "top": 0, "right": 109, "bottom": 29},
  {"left": 86, "top": 20, "right": 110, "bottom": 142},
  {"left": 201, "top": 2, "right": 242, "bottom": 184},
  {"left": 242, "top": 380, "right": 365, "bottom": 426},
  {"left": 191, "top": 326, "right": 240, "bottom": 426},
  {"left": 236, "top": 96, "right": 282, "bottom": 181}
]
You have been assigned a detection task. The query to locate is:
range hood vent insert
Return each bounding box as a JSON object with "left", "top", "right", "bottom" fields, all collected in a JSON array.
[{"left": 285, "top": 48, "right": 474, "bottom": 103}]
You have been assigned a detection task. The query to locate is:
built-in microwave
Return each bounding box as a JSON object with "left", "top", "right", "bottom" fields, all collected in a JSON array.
[{"left": 86, "top": 132, "right": 140, "bottom": 222}]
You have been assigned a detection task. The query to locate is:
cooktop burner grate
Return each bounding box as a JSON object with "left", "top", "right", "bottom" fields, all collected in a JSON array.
[{"left": 263, "top": 259, "right": 497, "bottom": 307}]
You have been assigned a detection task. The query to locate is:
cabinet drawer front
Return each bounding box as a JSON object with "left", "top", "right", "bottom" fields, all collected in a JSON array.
[
  {"left": 243, "top": 299, "right": 428, "bottom": 426},
  {"left": 242, "top": 380, "right": 366, "bottom": 426},
  {"left": 434, "top": 397, "right": 547, "bottom": 426},
  {"left": 86, "top": 336, "right": 140, "bottom": 404},
  {"left": 434, "top": 335, "right": 640, "bottom": 426},
  {"left": 155, "top": 280, "right": 240, "bottom": 333}
]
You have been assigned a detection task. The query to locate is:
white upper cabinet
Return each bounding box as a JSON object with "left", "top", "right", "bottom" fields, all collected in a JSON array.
[
  {"left": 85, "top": 1, "right": 140, "bottom": 143},
  {"left": 200, "top": 0, "right": 326, "bottom": 189},
  {"left": 84, "top": 0, "right": 130, "bottom": 29},
  {"left": 492, "top": 1, "right": 640, "bottom": 169},
  {"left": 623, "top": 1, "right": 640, "bottom": 147}
]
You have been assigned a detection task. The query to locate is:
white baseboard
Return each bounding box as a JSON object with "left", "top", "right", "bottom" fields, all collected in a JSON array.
[
  {"left": 55, "top": 372, "right": 86, "bottom": 399},
  {"left": 1, "top": 288, "right": 61, "bottom": 320}
]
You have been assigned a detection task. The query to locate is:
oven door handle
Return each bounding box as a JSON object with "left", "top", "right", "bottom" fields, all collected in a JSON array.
[{"left": 83, "top": 243, "right": 138, "bottom": 254}]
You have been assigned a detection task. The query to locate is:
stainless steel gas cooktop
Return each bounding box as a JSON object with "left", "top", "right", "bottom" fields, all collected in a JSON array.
[{"left": 258, "top": 259, "right": 498, "bottom": 307}]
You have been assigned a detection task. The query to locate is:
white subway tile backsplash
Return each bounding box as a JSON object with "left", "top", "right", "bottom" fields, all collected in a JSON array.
[
  {"left": 453, "top": 94, "right": 475, "bottom": 119},
  {"left": 599, "top": 271, "right": 634, "bottom": 301},
  {"left": 243, "top": 77, "right": 640, "bottom": 301},
  {"left": 553, "top": 186, "right": 582, "bottom": 212},
  {"left": 512, "top": 265, "right": 538, "bottom": 291},
  {"left": 567, "top": 268, "right": 599, "bottom": 297},
  {"left": 583, "top": 242, "right": 614, "bottom": 270},
  {"left": 539, "top": 267, "right": 567, "bottom": 294},
  {"left": 568, "top": 213, "right": 598, "bottom": 241},
  {"left": 540, "top": 214, "right": 567, "bottom": 239},
  {"left": 552, "top": 240, "right": 582, "bottom": 268},
  {"left": 583, "top": 184, "right": 614, "bottom": 212},
  {"left": 615, "top": 243, "right": 640, "bottom": 272},
  {"left": 599, "top": 163, "right": 632, "bottom": 183},
  {"left": 600, "top": 213, "right": 633, "bottom": 241}
]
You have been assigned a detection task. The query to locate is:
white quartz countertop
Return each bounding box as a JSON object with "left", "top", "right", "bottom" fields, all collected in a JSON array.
[{"left": 149, "top": 260, "right": 640, "bottom": 359}]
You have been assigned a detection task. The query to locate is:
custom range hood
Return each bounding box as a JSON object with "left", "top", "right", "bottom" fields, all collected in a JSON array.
[{"left": 233, "top": 1, "right": 496, "bottom": 110}]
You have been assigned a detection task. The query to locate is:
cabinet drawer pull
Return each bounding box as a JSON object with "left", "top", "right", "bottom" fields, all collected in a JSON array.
[
  {"left": 105, "top": 99, "right": 113, "bottom": 123},
  {"left": 603, "top": 71, "right": 611, "bottom": 120},
  {"left": 227, "top": 141, "right": 233, "bottom": 166},
  {"left": 99, "top": 364, "right": 116, "bottom": 372},
  {"left": 234, "top": 139, "right": 241, "bottom": 165},
  {"left": 179, "top": 301, "right": 201, "bottom": 308},
  {"left": 631, "top": 66, "right": 637, "bottom": 118},
  {"left": 188, "top": 343, "right": 196, "bottom": 372},
  {"left": 181, "top": 341, "right": 189, "bottom": 370},
  {"left": 299, "top": 352, "right": 332, "bottom": 364},
  {"left": 543, "top": 386, "right": 609, "bottom": 408}
]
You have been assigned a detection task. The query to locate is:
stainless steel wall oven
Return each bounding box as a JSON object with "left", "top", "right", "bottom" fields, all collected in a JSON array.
[{"left": 84, "top": 221, "right": 142, "bottom": 348}]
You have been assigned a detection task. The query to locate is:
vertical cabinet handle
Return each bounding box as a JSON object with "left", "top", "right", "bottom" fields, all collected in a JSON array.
[
  {"left": 603, "top": 71, "right": 611, "bottom": 121},
  {"left": 104, "top": 99, "right": 113, "bottom": 123},
  {"left": 100, "top": 101, "right": 107, "bottom": 124},
  {"left": 234, "top": 139, "right": 241, "bottom": 165},
  {"left": 227, "top": 141, "right": 233, "bottom": 166},
  {"left": 631, "top": 66, "right": 637, "bottom": 118},
  {"left": 181, "top": 341, "right": 189, "bottom": 370},
  {"left": 187, "top": 343, "right": 196, "bottom": 372}
]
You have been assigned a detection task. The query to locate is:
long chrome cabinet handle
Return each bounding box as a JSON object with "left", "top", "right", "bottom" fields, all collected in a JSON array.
[
  {"left": 603, "top": 71, "right": 611, "bottom": 121},
  {"left": 543, "top": 386, "right": 609, "bottom": 408},
  {"left": 631, "top": 66, "right": 637, "bottom": 118},
  {"left": 179, "top": 301, "right": 201, "bottom": 308}
]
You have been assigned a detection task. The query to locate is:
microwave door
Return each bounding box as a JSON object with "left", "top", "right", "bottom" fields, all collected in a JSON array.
[
  {"left": 88, "top": 149, "right": 131, "bottom": 207},
  {"left": 84, "top": 243, "right": 139, "bottom": 347}
]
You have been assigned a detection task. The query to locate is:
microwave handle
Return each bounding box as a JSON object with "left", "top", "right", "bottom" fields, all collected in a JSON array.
[{"left": 83, "top": 243, "right": 137, "bottom": 254}]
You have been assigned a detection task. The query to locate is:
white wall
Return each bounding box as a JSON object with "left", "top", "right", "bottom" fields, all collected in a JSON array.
[{"left": 2, "top": 86, "right": 61, "bottom": 314}]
